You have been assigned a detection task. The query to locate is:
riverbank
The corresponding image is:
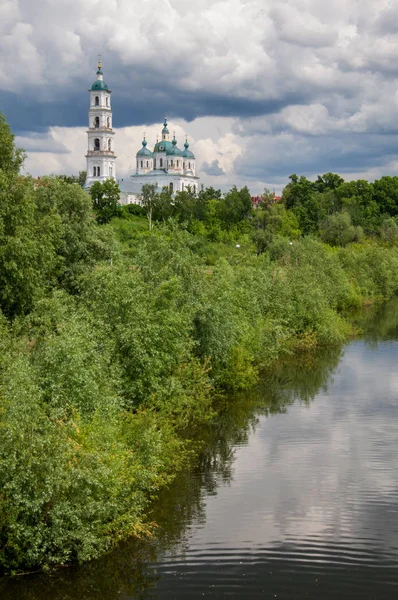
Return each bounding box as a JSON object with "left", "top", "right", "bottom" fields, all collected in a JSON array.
[
  {"left": 2, "top": 297, "right": 398, "bottom": 598},
  {"left": 3, "top": 220, "right": 398, "bottom": 575}
]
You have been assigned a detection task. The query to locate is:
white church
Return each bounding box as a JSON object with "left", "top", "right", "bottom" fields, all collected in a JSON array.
[{"left": 85, "top": 62, "right": 200, "bottom": 202}]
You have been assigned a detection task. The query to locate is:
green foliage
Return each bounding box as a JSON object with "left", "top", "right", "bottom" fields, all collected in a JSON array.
[
  {"left": 90, "top": 179, "right": 121, "bottom": 224},
  {"left": 4, "top": 111, "right": 398, "bottom": 574},
  {"left": 320, "top": 211, "right": 364, "bottom": 247},
  {"left": 57, "top": 171, "right": 87, "bottom": 187},
  {"left": 0, "top": 112, "right": 25, "bottom": 175}
]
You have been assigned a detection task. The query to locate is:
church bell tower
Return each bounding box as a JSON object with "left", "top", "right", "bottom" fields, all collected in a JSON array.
[{"left": 85, "top": 60, "right": 116, "bottom": 188}]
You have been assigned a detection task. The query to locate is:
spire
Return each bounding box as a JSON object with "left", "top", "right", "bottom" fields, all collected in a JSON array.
[
  {"left": 162, "top": 118, "right": 169, "bottom": 134},
  {"left": 97, "top": 54, "right": 103, "bottom": 75},
  {"left": 161, "top": 117, "right": 169, "bottom": 141}
]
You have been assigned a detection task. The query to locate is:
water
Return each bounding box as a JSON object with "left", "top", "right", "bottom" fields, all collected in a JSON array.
[{"left": 2, "top": 301, "right": 398, "bottom": 599}]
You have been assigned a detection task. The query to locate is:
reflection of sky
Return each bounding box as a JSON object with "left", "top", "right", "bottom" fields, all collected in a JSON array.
[{"left": 165, "top": 340, "right": 398, "bottom": 562}]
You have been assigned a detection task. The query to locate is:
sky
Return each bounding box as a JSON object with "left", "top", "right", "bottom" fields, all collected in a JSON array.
[{"left": 2, "top": 0, "right": 398, "bottom": 194}]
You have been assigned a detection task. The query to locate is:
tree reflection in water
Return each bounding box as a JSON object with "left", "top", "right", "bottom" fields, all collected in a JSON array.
[{"left": 0, "top": 333, "right": 377, "bottom": 600}]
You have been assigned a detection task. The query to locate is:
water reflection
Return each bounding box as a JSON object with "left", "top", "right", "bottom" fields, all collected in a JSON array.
[{"left": 2, "top": 302, "right": 398, "bottom": 599}]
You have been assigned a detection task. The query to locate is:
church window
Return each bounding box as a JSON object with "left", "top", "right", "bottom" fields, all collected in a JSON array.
[
  {"left": 141, "top": 160, "right": 143, "bottom": 168},
  {"left": 171, "top": 160, "right": 173, "bottom": 167},
  {"left": 95, "top": 96, "right": 99, "bottom": 106},
  {"left": 188, "top": 162, "right": 191, "bottom": 169},
  {"left": 108, "top": 139, "right": 112, "bottom": 151},
  {"left": 160, "top": 158, "right": 163, "bottom": 167},
  {"left": 94, "top": 138, "right": 100, "bottom": 150},
  {"left": 109, "top": 166, "right": 113, "bottom": 177},
  {"left": 154, "top": 159, "right": 156, "bottom": 168},
  {"left": 146, "top": 160, "right": 149, "bottom": 167},
  {"left": 93, "top": 166, "right": 96, "bottom": 176},
  {"left": 106, "top": 97, "right": 109, "bottom": 107},
  {"left": 169, "top": 182, "right": 174, "bottom": 193},
  {"left": 94, "top": 117, "right": 100, "bottom": 128},
  {"left": 98, "top": 167, "right": 101, "bottom": 176},
  {"left": 107, "top": 117, "right": 110, "bottom": 128}
]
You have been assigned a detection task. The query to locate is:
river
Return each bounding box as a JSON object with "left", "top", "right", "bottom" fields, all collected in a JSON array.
[{"left": 2, "top": 300, "right": 398, "bottom": 599}]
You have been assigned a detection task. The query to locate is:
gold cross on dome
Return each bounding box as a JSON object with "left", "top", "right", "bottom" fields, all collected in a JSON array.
[{"left": 98, "top": 53, "right": 102, "bottom": 69}]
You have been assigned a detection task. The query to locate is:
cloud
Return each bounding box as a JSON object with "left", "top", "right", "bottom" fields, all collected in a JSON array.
[
  {"left": 2, "top": 0, "right": 398, "bottom": 193},
  {"left": 202, "top": 160, "right": 225, "bottom": 177}
]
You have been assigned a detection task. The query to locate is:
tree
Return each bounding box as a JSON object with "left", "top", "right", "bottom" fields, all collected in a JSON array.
[
  {"left": 152, "top": 186, "right": 174, "bottom": 222},
  {"left": 90, "top": 179, "right": 120, "bottom": 224},
  {"left": 380, "top": 217, "right": 398, "bottom": 245},
  {"left": 0, "top": 112, "right": 25, "bottom": 174},
  {"left": 320, "top": 211, "right": 363, "bottom": 246},
  {"left": 314, "top": 172, "right": 344, "bottom": 193},
  {"left": 282, "top": 175, "right": 314, "bottom": 210},
  {"left": 372, "top": 176, "right": 398, "bottom": 216},
  {"left": 140, "top": 183, "right": 159, "bottom": 231},
  {"left": 336, "top": 179, "right": 380, "bottom": 232},
  {"left": 57, "top": 171, "right": 87, "bottom": 187},
  {"left": 216, "top": 186, "right": 253, "bottom": 227}
]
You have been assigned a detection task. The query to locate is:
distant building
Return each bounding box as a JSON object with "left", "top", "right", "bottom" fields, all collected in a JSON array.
[
  {"left": 252, "top": 194, "right": 282, "bottom": 207},
  {"left": 83, "top": 62, "right": 199, "bottom": 202}
]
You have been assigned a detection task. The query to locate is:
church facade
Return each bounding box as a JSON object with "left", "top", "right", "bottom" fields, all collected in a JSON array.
[{"left": 85, "top": 63, "right": 200, "bottom": 201}]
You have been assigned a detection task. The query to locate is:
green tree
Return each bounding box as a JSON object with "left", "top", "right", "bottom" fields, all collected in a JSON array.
[
  {"left": 314, "top": 172, "right": 344, "bottom": 193},
  {"left": 57, "top": 171, "right": 87, "bottom": 187},
  {"left": 283, "top": 174, "right": 314, "bottom": 210},
  {"left": 336, "top": 179, "right": 380, "bottom": 232},
  {"left": 0, "top": 112, "right": 25, "bottom": 174},
  {"left": 372, "top": 176, "right": 398, "bottom": 216},
  {"left": 140, "top": 183, "right": 159, "bottom": 231},
  {"left": 320, "top": 211, "right": 363, "bottom": 246},
  {"left": 216, "top": 186, "right": 253, "bottom": 227},
  {"left": 153, "top": 186, "right": 174, "bottom": 222},
  {"left": 90, "top": 179, "right": 120, "bottom": 224}
]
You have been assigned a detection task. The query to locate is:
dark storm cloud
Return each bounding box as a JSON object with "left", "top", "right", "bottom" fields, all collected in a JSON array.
[
  {"left": 235, "top": 132, "right": 398, "bottom": 181},
  {"left": 0, "top": 68, "right": 310, "bottom": 135}
]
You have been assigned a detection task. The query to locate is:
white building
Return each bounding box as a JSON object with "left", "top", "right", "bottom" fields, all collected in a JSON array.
[
  {"left": 83, "top": 62, "right": 199, "bottom": 201},
  {"left": 85, "top": 61, "right": 116, "bottom": 188}
]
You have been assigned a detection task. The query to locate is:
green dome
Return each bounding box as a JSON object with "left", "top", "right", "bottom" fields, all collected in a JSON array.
[
  {"left": 91, "top": 79, "right": 109, "bottom": 91},
  {"left": 182, "top": 140, "right": 195, "bottom": 159},
  {"left": 162, "top": 118, "right": 169, "bottom": 134},
  {"left": 91, "top": 66, "right": 110, "bottom": 91},
  {"left": 166, "top": 137, "right": 183, "bottom": 156},
  {"left": 137, "top": 138, "right": 153, "bottom": 157},
  {"left": 153, "top": 140, "right": 174, "bottom": 153}
]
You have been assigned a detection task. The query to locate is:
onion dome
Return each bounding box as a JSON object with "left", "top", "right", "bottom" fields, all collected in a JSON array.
[
  {"left": 153, "top": 140, "right": 173, "bottom": 153},
  {"left": 166, "top": 136, "right": 183, "bottom": 156},
  {"left": 182, "top": 138, "right": 195, "bottom": 159},
  {"left": 162, "top": 118, "right": 169, "bottom": 135},
  {"left": 136, "top": 138, "right": 153, "bottom": 157},
  {"left": 91, "top": 60, "right": 110, "bottom": 91}
]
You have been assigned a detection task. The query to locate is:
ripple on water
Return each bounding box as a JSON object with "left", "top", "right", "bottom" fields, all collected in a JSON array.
[{"left": 146, "top": 339, "right": 398, "bottom": 599}]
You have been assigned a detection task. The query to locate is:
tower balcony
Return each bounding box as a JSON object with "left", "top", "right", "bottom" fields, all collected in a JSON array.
[
  {"left": 87, "top": 127, "right": 114, "bottom": 133},
  {"left": 86, "top": 150, "right": 116, "bottom": 157}
]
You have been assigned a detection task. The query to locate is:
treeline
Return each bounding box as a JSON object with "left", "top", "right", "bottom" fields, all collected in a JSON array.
[{"left": 2, "top": 111, "right": 398, "bottom": 573}]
